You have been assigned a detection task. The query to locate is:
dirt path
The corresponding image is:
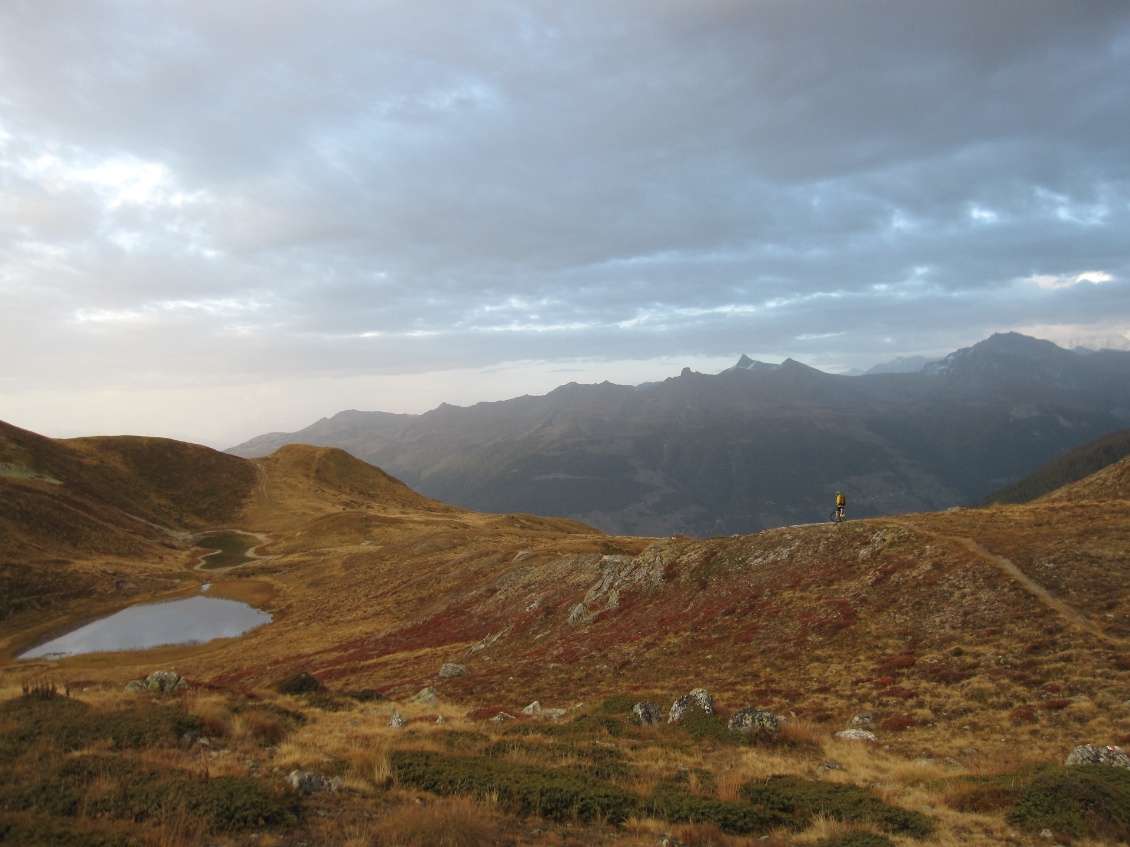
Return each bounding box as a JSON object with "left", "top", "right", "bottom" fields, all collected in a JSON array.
[{"left": 889, "top": 520, "right": 1123, "bottom": 646}]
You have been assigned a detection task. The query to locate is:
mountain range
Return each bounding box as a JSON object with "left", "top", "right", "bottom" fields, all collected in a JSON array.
[{"left": 228, "top": 333, "right": 1130, "bottom": 536}]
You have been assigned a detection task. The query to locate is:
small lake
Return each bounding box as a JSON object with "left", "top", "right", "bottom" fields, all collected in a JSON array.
[{"left": 19, "top": 594, "right": 272, "bottom": 660}]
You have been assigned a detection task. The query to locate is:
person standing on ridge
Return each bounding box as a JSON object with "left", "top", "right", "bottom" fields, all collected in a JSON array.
[{"left": 834, "top": 491, "right": 846, "bottom": 522}]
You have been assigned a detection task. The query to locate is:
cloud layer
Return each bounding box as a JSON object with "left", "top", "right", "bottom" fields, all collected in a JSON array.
[{"left": 2, "top": 1, "right": 1129, "bottom": 445}]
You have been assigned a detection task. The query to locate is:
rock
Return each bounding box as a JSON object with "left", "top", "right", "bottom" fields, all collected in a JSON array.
[
  {"left": 848, "top": 710, "right": 873, "bottom": 728},
  {"left": 435, "top": 715, "right": 447, "bottom": 725},
  {"left": 439, "top": 663, "right": 468, "bottom": 678},
  {"left": 541, "top": 708, "right": 567, "bottom": 720},
  {"left": 410, "top": 686, "right": 439, "bottom": 706},
  {"left": 388, "top": 711, "right": 407, "bottom": 728},
  {"left": 728, "top": 706, "right": 779, "bottom": 735},
  {"left": 1039, "top": 829, "right": 1054, "bottom": 840},
  {"left": 128, "top": 671, "right": 187, "bottom": 693},
  {"left": 668, "top": 688, "right": 714, "bottom": 723},
  {"left": 1065, "top": 744, "right": 1130, "bottom": 768},
  {"left": 567, "top": 604, "right": 588, "bottom": 625},
  {"left": 285, "top": 770, "right": 340, "bottom": 794},
  {"left": 835, "top": 729, "right": 878, "bottom": 743},
  {"left": 521, "top": 701, "right": 542, "bottom": 715},
  {"left": 633, "top": 701, "right": 662, "bottom": 727},
  {"left": 489, "top": 711, "right": 515, "bottom": 722},
  {"left": 817, "top": 759, "right": 844, "bottom": 773}
]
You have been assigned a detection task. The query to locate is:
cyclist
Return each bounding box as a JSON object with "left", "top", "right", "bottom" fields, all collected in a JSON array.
[{"left": 834, "top": 491, "right": 846, "bottom": 522}]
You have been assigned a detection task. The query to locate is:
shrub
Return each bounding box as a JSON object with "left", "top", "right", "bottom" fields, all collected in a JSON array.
[
  {"left": 600, "top": 694, "right": 638, "bottom": 714},
  {"left": 739, "top": 775, "right": 934, "bottom": 838},
  {"left": 649, "top": 783, "right": 789, "bottom": 835},
  {"left": 814, "top": 832, "right": 895, "bottom": 847},
  {"left": 390, "top": 750, "right": 638, "bottom": 824},
  {"left": 275, "top": 672, "right": 322, "bottom": 695},
  {"left": 1008, "top": 764, "right": 1130, "bottom": 842}
]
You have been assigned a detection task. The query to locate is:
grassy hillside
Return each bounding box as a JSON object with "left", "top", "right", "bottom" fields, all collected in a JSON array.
[
  {"left": 3, "top": 420, "right": 1130, "bottom": 846},
  {"left": 980, "top": 426, "right": 1130, "bottom": 505}
]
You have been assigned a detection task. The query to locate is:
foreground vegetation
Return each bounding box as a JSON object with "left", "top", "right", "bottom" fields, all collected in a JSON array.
[{"left": 2, "top": 679, "right": 1127, "bottom": 847}]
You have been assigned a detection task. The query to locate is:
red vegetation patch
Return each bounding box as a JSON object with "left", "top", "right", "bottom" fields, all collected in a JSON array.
[
  {"left": 876, "top": 653, "right": 916, "bottom": 674},
  {"left": 880, "top": 714, "right": 915, "bottom": 731},
  {"left": 1038, "top": 698, "right": 1070, "bottom": 711},
  {"left": 1010, "top": 707, "right": 1038, "bottom": 723},
  {"left": 877, "top": 685, "right": 916, "bottom": 700}
]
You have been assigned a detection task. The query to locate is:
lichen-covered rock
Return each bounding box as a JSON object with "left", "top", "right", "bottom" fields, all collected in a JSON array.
[
  {"left": 847, "top": 711, "right": 873, "bottom": 728},
  {"left": 489, "top": 711, "right": 515, "bottom": 722},
  {"left": 439, "top": 663, "right": 468, "bottom": 678},
  {"left": 668, "top": 688, "right": 714, "bottom": 723},
  {"left": 1065, "top": 744, "right": 1130, "bottom": 768},
  {"left": 521, "top": 701, "right": 542, "bottom": 715},
  {"left": 128, "top": 671, "right": 187, "bottom": 693},
  {"left": 728, "top": 706, "right": 779, "bottom": 735},
  {"left": 410, "top": 686, "right": 438, "bottom": 705},
  {"left": 835, "top": 728, "right": 878, "bottom": 742},
  {"left": 285, "top": 770, "right": 342, "bottom": 794},
  {"left": 633, "top": 701, "right": 662, "bottom": 727},
  {"left": 388, "top": 711, "right": 407, "bottom": 728}
]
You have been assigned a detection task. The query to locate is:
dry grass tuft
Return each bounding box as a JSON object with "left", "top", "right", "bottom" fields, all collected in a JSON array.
[{"left": 370, "top": 796, "right": 500, "bottom": 847}]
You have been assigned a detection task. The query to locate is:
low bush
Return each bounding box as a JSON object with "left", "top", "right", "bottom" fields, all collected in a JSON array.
[
  {"left": 739, "top": 775, "right": 934, "bottom": 838},
  {"left": 275, "top": 671, "right": 322, "bottom": 695},
  {"left": 648, "top": 783, "right": 788, "bottom": 835},
  {"left": 1008, "top": 764, "right": 1130, "bottom": 842},
  {"left": 814, "top": 832, "right": 895, "bottom": 847},
  {"left": 600, "top": 694, "right": 638, "bottom": 714},
  {"left": 390, "top": 749, "right": 637, "bottom": 824}
]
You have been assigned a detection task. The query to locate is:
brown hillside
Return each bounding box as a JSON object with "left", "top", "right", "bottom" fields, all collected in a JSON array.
[
  {"left": 3, "top": 424, "right": 1130, "bottom": 847},
  {"left": 1038, "top": 453, "right": 1130, "bottom": 503}
]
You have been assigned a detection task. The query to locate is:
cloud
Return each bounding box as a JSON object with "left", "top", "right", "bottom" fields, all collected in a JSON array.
[{"left": 1, "top": 1, "right": 1129, "bottom": 445}]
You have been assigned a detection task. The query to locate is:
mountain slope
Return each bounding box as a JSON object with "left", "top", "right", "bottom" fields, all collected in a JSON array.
[
  {"left": 980, "top": 426, "right": 1130, "bottom": 505},
  {"left": 228, "top": 333, "right": 1130, "bottom": 535}
]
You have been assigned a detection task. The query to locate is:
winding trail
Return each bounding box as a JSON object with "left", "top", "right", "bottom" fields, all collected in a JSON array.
[{"left": 888, "top": 519, "right": 1123, "bottom": 646}]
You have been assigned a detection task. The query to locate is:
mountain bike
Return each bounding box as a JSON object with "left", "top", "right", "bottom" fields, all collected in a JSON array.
[{"left": 830, "top": 508, "right": 845, "bottom": 523}]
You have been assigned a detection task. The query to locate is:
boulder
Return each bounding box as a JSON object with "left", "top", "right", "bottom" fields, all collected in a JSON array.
[
  {"left": 521, "top": 701, "right": 542, "bottom": 715},
  {"left": 410, "top": 686, "right": 439, "bottom": 706},
  {"left": 835, "top": 729, "right": 878, "bottom": 743},
  {"left": 1065, "top": 744, "right": 1130, "bottom": 768},
  {"left": 285, "top": 770, "right": 342, "bottom": 794},
  {"left": 489, "top": 711, "right": 515, "bottom": 722},
  {"left": 388, "top": 711, "right": 407, "bottom": 728},
  {"left": 126, "top": 671, "right": 188, "bottom": 693},
  {"left": 633, "top": 701, "right": 662, "bottom": 727},
  {"left": 847, "top": 711, "right": 873, "bottom": 728},
  {"left": 728, "top": 706, "right": 779, "bottom": 735},
  {"left": 668, "top": 688, "right": 714, "bottom": 723},
  {"left": 439, "top": 663, "right": 468, "bottom": 678}
]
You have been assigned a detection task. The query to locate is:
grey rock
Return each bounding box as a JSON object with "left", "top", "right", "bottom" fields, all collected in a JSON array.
[
  {"left": 489, "top": 711, "right": 515, "bottom": 722},
  {"left": 435, "top": 715, "right": 447, "bottom": 725},
  {"left": 521, "top": 701, "right": 542, "bottom": 715},
  {"left": 1065, "top": 744, "right": 1130, "bottom": 768},
  {"left": 567, "top": 604, "right": 588, "bottom": 625},
  {"left": 439, "top": 663, "right": 468, "bottom": 678},
  {"left": 848, "top": 710, "right": 874, "bottom": 728},
  {"left": 124, "top": 680, "right": 148, "bottom": 693},
  {"left": 728, "top": 706, "right": 779, "bottom": 735},
  {"left": 410, "top": 686, "right": 439, "bottom": 705},
  {"left": 388, "top": 711, "right": 407, "bottom": 728},
  {"left": 668, "top": 688, "right": 714, "bottom": 723},
  {"left": 541, "top": 708, "right": 567, "bottom": 720},
  {"left": 633, "top": 701, "right": 662, "bottom": 727},
  {"left": 835, "top": 729, "right": 878, "bottom": 742},
  {"left": 285, "top": 770, "right": 337, "bottom": 794},
  {"left": 129, "top": 671, "right": 187, "bottom": 693},
  {"left": 817, "top": 759, "right": 844, "bottom": 773}
]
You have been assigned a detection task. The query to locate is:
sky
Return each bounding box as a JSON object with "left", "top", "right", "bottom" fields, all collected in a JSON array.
[{"left": 2, "top": 1, "right": 1129, "bottom": 449}]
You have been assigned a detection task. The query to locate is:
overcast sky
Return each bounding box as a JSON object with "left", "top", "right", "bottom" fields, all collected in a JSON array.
[{"left": 2, "top": 1, "right": 1129, "bottom": 448}]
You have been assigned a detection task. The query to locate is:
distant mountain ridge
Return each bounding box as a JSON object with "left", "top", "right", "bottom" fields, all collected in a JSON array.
[{"left": 228, "top": 333, "right": 1130, "bottom": 536}]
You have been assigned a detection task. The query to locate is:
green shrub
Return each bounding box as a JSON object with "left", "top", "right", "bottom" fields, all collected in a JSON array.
[
  {"left": 648, "top": 783, "right": 788, "bottom": 834},
  {"left": 678, "top": 708, "right": 746, "bottom": 746},
  {"left": 0, "top": 813, "right": 133, "bottom": 847},
  {"left": 1008, "top": 764, "right": 1130, "bottom": 842},
  {"left": 740, "top": 775, "right": 934, "bottom": 838},
  {"left": 391, "top": 749, "right": 637, "bottom": 823},
  {"left": 814, "top": 831, "right": 895, "bottom": 847},
  {"left": 600, "top": 694, "right": 638, "bottom": 714},
  {"left": 275, "top": 671, "right": 322, "bottom": 695}
]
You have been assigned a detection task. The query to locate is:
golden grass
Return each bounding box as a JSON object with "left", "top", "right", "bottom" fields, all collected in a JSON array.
[{"left": 369, "top": 796, "right": 501, "bottom": 847}]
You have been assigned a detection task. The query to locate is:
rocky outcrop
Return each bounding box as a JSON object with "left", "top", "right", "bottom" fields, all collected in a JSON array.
[
  {"left": 835, "top": 728, "right": 878, "bottom": 742},
  {"left": 633, "top": 701, "right": 662, "bottom": 727},
  {"left": 410, "top": 686, "right": 438, "bottom": 705},
  {"left": 668, "top": 688, "right": 714, "bottom": 723},
  {"left": 1065, "top": 744, "right": 1130, "bottom": 767},
  {"left": 285, "top": 770, "right": 342, "bottom": 794},
  {"left": 439, "top": 663, "right": 468, "bottom": 678},
  {"left": 569, "top": 552, "right": 667, "bottom": 625},
  {"left": 728, "top": 706, "right": 779, "bottom": 735},
  {"left": 125, "top": 671, "right": 188, "bottom": 693}
]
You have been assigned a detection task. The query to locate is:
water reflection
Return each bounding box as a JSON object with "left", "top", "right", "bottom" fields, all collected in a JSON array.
[{"left": 19, "top": 595, "right": 272, "bottom": 660}]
